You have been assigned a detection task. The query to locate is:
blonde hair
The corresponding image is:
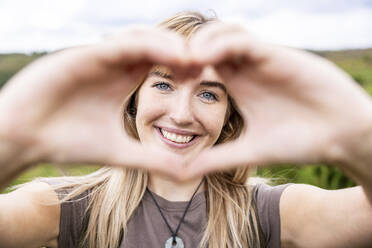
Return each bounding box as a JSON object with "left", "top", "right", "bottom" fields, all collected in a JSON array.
[{"left": 35, "top": 11, "right": 264, "bottom": 248}]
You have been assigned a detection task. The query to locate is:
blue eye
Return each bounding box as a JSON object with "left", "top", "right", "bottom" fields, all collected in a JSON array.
[
  {"left": 154, "top": 82, "right": 171, "bottom": 91},
  {"left": 200, "top": 91, "right": 217, "bottom": 101}
]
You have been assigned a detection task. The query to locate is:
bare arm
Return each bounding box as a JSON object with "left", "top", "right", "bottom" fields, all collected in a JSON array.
[
  {"left": 0, "top": 124, "right": 44, "bottom": 192},
  {"left": 0, "top": 182, "right": 60, "bottom": 248},
  {"left": 280, "top": 184, "right": 372, "bottom": 248},
  {"left": 280, "top": 128, "right": 372, "bottom": 248}
]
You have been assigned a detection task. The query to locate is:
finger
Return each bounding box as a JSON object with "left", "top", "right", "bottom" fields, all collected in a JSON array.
[
  {"left": 189, "top": 24, "right": 271, "bottom": 66},
  {"left": 41, "top": 126, "right": 187, "bottom": 180},
  {"left": 183, "top": 140, "right": 258, "bottom": 179},
  {"left": 105, "top": 139, "right": 188, "bottom": 180},
  {"left": 189, "top": 22, "right": 244, "bottom": 48},
  {"left": 170, "top": 64, "right": 203, "bottom": 81},
  {"left": 183, "top": 135, "right": 321, "bottom": 180},
  {"left": 97, "top": 26, "right": 191, "bottom": 68}
]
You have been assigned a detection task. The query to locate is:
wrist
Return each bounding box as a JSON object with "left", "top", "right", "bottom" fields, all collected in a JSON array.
[
  {"left": 324, "top": 115, "right": 372, "bottom": 202},
  {"left": 326, "top": 118, "right": 372, "bottom": 168},
  {"left": 0, "top": 122, "right": 45, "bottom": 189}
]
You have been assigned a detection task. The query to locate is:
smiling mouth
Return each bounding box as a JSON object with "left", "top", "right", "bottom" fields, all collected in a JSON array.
[
  {"left": 160, "top": 128, "right": 195, "bottom": 143},
  {"left": 157, "top": 127, "right": 196, "bottom": 144}
]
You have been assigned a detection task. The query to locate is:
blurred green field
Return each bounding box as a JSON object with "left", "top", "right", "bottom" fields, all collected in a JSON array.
[{"left": 2, "top": 48, "right": 372, "bottom": 192}]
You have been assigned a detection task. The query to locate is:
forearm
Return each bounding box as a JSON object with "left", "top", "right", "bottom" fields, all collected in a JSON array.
[
  {"left": 0, "top": 144, "right": 27, "bottom": 192},
  {"left": 0, "top": 126, "right": 42, "bottom": 192},
  {"left": 327, "top": 122, "right": 372, "bottom": 205}
]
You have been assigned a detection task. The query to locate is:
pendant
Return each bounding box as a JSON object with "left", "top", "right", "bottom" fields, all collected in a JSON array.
[{"left": 165, "top": 236, "right": 184, "bottom": 248}]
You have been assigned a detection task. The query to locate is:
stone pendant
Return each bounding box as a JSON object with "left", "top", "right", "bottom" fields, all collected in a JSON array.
[{"left": 165, "top": 236, "right": 184, "bottom": 248}]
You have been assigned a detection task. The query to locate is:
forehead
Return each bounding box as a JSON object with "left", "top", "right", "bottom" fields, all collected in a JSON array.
[{"left": 200, "top": 66, "right": 224, "bottom": 82}]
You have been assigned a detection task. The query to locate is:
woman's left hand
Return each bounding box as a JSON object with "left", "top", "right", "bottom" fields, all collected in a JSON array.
[
  {"left": 185, "top": 24, "right": 372, "bottom": 248},
  {"left": 184, "top": 23, "right": 372, "bottom": 179}
]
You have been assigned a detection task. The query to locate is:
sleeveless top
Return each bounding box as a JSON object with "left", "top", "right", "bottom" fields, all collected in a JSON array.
[{"left": 42, "top": 179, "right": 291, "bottom": 248}]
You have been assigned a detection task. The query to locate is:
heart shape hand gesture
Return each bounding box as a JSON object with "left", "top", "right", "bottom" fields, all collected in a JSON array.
[{"left": 1, "top": 23, "right": 372, "bottom": 181}]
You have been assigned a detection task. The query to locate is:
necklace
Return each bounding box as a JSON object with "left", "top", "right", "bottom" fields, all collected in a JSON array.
[{"left": 146, "top": 178, "right": 205, "bottom": 248}]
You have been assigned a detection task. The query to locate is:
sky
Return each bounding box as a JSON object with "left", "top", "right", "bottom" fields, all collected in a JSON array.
[{"left": 1, "top": 0, "right": 371, "bottom": 53}]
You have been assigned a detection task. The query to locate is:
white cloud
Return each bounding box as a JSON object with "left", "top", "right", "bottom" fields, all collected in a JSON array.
[
  {"left": 0, "top": 0, "right": 371, "bottom": 52},
  {"left": 225, "top": 8, "right": 372, "bottom": 50},
  {"left": 0, "top": 0, "right": 85, "bottom": 31}
]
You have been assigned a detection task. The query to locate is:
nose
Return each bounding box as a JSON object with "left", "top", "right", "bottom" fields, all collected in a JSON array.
[{"left": 169, "top": 92, "right": 195, "bottom": 126}]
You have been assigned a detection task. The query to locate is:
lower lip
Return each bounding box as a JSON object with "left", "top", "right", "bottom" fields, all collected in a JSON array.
[{"left": 155, "top": 127, "right": 199, "bottom": 149}]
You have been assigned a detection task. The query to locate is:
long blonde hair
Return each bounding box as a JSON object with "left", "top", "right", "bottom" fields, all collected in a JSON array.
[{"left": 36, "top": 11, "right": 264, "bottom": 248}]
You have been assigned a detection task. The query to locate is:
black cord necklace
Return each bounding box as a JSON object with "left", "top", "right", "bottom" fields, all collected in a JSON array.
[{"left": 146, "top": 178, "right": 205, "bottom": 248}]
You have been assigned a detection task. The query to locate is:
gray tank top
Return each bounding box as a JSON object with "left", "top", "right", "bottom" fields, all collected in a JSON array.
[{"left": 42, "top": 179, "right": 291, "bottom": 248}]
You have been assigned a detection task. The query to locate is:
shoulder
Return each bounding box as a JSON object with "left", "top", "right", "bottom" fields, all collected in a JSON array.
[
  {"left": 253, "top": 183, "right": 292, "bottom": 203},
  {"left": 252, "top": 183, "right": 293, "bottom": 248},
  {"left": 253, "top": 183, "right": 293, "bottom": 222},
  {"left": 9, "top": 180, "right": 61, "bottom": 219},
  {"left": 39, "top": 177, "right": 92, "bottom": 247}
]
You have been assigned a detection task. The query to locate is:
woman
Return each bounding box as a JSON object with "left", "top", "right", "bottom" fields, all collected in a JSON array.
[{"left": 0, "top": 11, "right": 372, "bottom": 248}]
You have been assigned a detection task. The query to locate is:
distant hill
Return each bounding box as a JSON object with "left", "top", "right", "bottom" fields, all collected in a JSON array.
[
  {"left": 318, "top": 49, "right": 372, "bottom": 92},
  {"left": 0, "top": 52, "right": 46, "bottom": 88}
]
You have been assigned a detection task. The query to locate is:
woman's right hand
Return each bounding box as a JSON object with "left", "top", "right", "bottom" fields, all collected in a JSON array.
[{"left": 0, "top": 27, "right": 189, "bottom": 177}]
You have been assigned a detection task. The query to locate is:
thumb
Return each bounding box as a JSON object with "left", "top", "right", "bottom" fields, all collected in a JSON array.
[
  {"left": 183, "top": 140, "right": 259, "bottom": 179},
  {"left": 183, "top": 134, "right": 309, "bottom": 180},
  {"left": 106, "top": 140, "right": 187, "bottom": 180}
]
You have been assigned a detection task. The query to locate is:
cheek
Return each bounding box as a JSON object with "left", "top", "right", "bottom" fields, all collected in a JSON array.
[
  {"left": 135, "top": 89, "right": 167, "bottom": 138},
  {"left": 197, "top": 103, "right": 227, "bottom": 142}
]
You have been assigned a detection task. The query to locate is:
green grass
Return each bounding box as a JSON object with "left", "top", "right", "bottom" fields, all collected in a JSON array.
[{"left": 255, "top": 164, "right": 355, "bottom": 189}]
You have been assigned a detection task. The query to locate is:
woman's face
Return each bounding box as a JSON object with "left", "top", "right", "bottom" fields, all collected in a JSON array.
[{"left": 135, "top": 65, "right": 228, "bottom": 159}]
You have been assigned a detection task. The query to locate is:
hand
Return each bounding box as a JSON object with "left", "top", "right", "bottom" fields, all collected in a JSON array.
[
  {"left": 185, "top": 23, "right": 372, "bottom": 178},
  {"left": 0, "top": 27, "right": 190, "bottom": 178}
]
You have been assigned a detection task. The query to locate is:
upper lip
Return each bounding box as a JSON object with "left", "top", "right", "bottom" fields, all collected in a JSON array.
[{"left": 156, "top": 126, "right": 200, "bottom": 136}]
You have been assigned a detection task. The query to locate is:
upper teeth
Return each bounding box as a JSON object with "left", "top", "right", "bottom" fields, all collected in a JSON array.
[{"left": 160, "top": 129, "right": 194, "bottom": 143}]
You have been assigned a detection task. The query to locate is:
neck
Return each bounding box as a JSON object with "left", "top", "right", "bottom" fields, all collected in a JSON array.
[{"left": 147, "top": 173, "right": 205, "bottom": 201}]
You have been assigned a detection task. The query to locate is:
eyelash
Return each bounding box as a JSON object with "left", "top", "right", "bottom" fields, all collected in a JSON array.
[
  {"left": 200, "top": 91, "right": 218, "bottom": 101},
  {"left": 153, "top": 82, "right": 171, "bottom": 91},
  {"left": 152, "top": 82, "right": 219, "bottom": 102}
]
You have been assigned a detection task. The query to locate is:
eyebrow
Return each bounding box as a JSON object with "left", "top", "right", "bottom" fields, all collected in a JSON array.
[
  {"left": 200, "top": 81, "right": 227, "bottom": 93},
  {"left": 148, "top": 70, "right": 227, "bottom": 93},
  {"left": 148, "top": 70, "right": 172, "bottom": 79}
]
